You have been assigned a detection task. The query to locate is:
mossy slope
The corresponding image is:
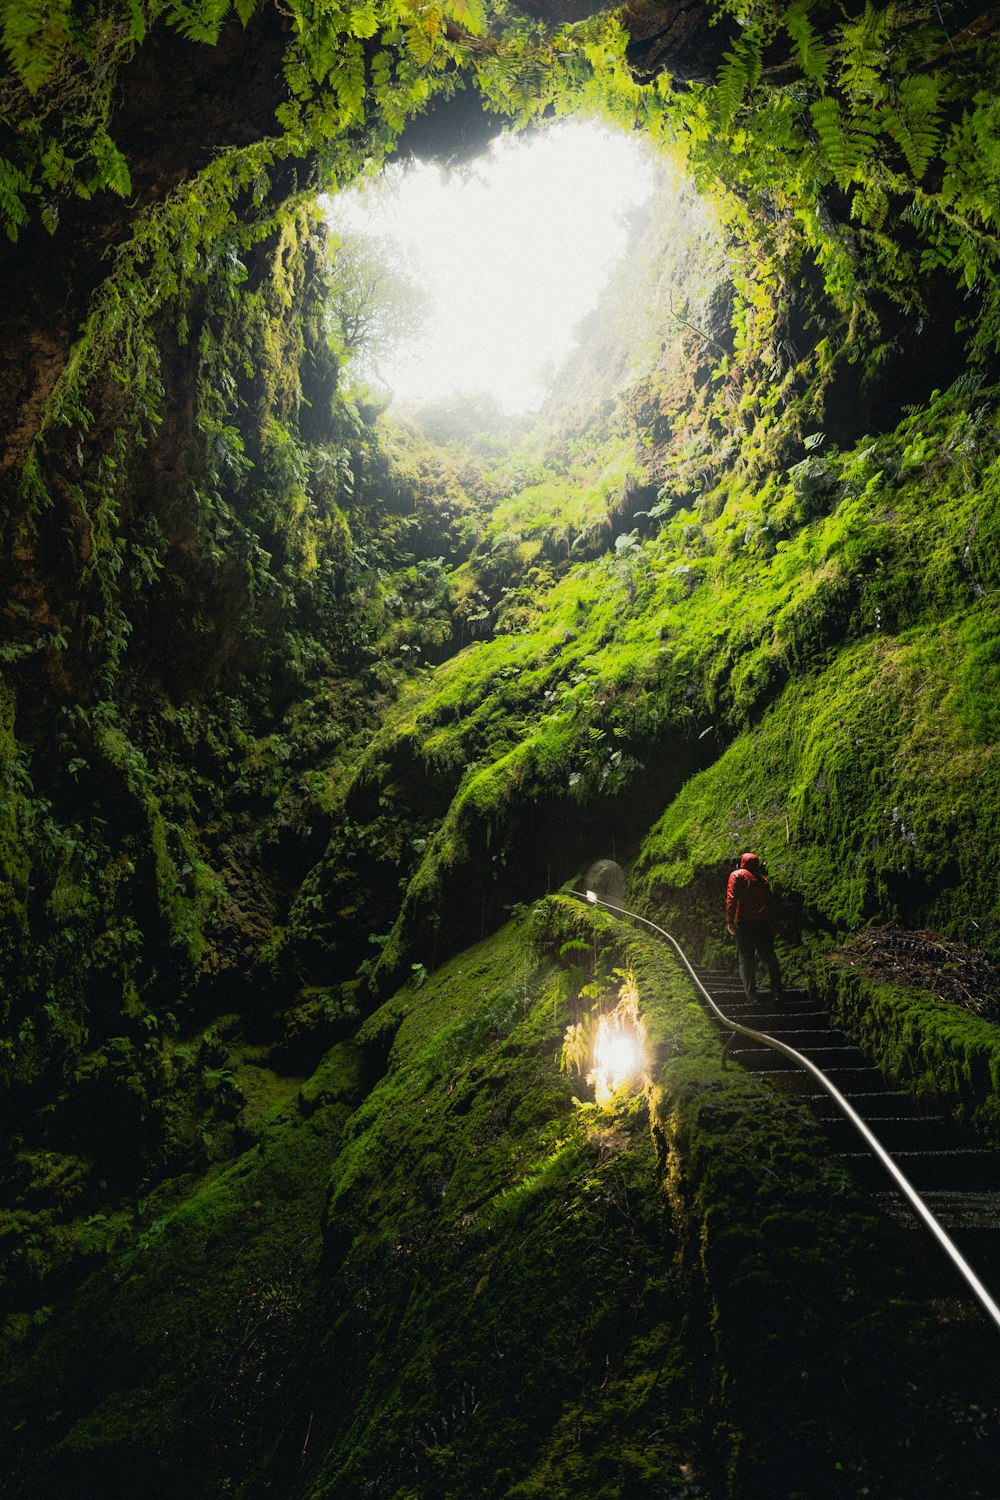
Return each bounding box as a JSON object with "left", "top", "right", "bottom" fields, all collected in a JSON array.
[
  {"left": 635, "top": 598, "right": 1000, "bottom": 955},
  {"left": 4, "top": 902, "right": 995, "bottom": 1498},
  {"left": 284, "top": 383, "right": 1000, "bottom": 1008}
]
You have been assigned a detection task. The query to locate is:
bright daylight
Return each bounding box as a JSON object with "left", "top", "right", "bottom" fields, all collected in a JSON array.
[{"left": 327, "top": 120, "right": 654, "bottom": 411}]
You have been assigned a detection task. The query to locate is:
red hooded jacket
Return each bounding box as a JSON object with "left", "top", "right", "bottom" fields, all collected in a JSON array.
[{"left": 726, "top": 853, "right": 776, "bottom": 927}]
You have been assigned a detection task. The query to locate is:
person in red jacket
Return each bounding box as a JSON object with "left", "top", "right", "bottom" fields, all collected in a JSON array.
[{"left": 726, "top": 851, "right": 783, "bottom": 1003}]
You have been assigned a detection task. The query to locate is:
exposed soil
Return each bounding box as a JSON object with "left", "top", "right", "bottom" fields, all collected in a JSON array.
[{"left": 830, "top": 924, "right": 1000, "bottom": 1022}]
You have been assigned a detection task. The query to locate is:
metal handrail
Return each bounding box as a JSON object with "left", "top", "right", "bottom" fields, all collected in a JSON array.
[{"left": 573, "top": 889, "right": 1000, "bottom": 1335}]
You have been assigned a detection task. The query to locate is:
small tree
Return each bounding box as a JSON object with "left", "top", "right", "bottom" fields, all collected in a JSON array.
[{"left": 324, "top": 229, "right": 430, "bottom": 383}]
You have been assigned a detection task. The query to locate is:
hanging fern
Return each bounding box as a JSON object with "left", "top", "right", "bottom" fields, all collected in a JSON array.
[
  {"left": 837, "top": 2, "right": 890, "bottom": 102},
  {"left": 88, "top": 129, "right": 133, "bottom": 199},
  {"left": 714, "top": 33, "right": 762, "bottom": 134},
  {"left": 165, "top": 0, "right": 233, "bottom": 46},
  {"left": 891, "top": 71, "right": 944, "bottom": 183},
  {"left": 0, "top": 155, "right": 32, "bottom": 239},
  {"left": 442, "top": 0, "right": 486, "bottom": 39},
  {"left": 0, "top": 0, "right": 73, "bottom": 92},
  {"left": 810, "top": 95, "right": 880, "bottom": 185},
  {"left": 784, "top": 2, "right": 831, "bottom": 86}
]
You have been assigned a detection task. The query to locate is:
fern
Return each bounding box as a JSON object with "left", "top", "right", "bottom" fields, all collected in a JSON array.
[
  {"left": 892, "top": 72, "right": 944, "bottom": 182},
  {"left": 348, "top": 3, "right": 380, "bottom": 41},
  {"left": 811, "top": 95, "right": 880, "bottom": 185},
  {"left": 126, "top": 0, "right": 148, "bottom": 46},
  {"left": 560, "top": 1015, "right": 596, "bottom": 1077},
  {"left": 715, "top": 35, "right": 762, "bottom": 133},
  {"left": 1, "top": 0, "right": 73, "bottom": 92},
  {"left": 838, "top": 2, "right": 890, "bottom": 101},
  {"left": 849, "top": 174, "right": 889, "bottom": 230},
  {"left": 165, "top": 0, "right": 232, "bottom": 46},
  {"left": 330, "top": 44, "right": 367, "bottom": 125},
  {"left": 810, "top": 96, "right": 849, "bottom": 175},
  {"left": 443, "top": 0, "right": 487, "bottom": 39},
  {"left": 841, "top": 0, "right": 890, "bottom": 56},
  {"left": 0, "top": 155, "right": 32, "bottom": 240},
  {"left": 89, "top": 130, "right": 133, "bottom": 199},
  {"left": 784, "top": 2, "right": 832, "bottom": 85}
]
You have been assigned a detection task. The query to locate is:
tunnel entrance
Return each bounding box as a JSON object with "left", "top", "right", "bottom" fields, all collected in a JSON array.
[{"left": 581, "top": 858, "right": 626, "bottom": 908}]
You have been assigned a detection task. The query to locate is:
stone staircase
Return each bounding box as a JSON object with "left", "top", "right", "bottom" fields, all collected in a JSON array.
[{"left": 694, "top": 969, "right": 1000, "bottom": 1309}]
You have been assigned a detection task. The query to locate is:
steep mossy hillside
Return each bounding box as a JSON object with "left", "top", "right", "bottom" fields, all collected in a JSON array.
[
  {"left": 5, "top": 902, "right": 995, "bottom": 1499},
  {"left": 6, "top": 148, "right": 1000, "bottom": 1494},
  {"left": 634, "top": 488, "right": 1000, "bottom": 955},
  {"left": 0, "top": 199, "right": 503, "bottom": 1320},
  {"left": 283, "top": 383, "right": 1000, "bottom": 1006}
]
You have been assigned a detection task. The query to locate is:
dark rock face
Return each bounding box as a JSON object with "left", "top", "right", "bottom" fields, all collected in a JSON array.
[
  {"left": 393, "top": 76, "right": 507, "bottom": 165},
  {"left": 510, "top": 0, "right": 739, "bottom": 83},
  {"left": 0, "top": 0, "right": 539, "bottom": 490},
  {"left": 0, "top": 10, "right": 295, "bottom": 485},
  {"left": 621, "top": 0, "right": 741, "bottom": 83},
  {"left": 111, "top": 10, "right": 295, "bottom": 202}
]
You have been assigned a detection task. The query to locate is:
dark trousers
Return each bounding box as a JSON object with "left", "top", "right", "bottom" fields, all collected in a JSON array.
[{"left": 735, "top": 920, "right": 782, "bottom": 999}]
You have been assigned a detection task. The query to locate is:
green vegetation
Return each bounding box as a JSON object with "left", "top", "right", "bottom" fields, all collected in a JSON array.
[
  {"left": 5, "top": 0, "right": 1000, "bottom": 1494},
  {"left": 822, "top": 966, "right": 1000, "bottom": 1146},
  {"left": 8, "top": 903, "right": 989, "bottom": 1498}
]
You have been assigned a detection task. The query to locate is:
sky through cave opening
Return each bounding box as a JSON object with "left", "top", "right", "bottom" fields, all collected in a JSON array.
[{"left": 326, "top": 119, "right": 656, "bottom": 414}]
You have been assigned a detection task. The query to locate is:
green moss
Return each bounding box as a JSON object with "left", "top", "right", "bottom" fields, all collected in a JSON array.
[
  {"left": 822, "top": 965, "right": 1000, "bottom": 1144},
  {"left": 0, "top": 1039, "right": 368, "bottom": 1495},
  {"left": 955, "top": 610, "right": 1000, "bottom": 744},
  {"left": 305, "top": 902, "right": 918, "bottom": 1498},
  {"left": 3, "top": 890, "right": 995, "bottom": 1498},
  {"left": 6, "top": 12, "right": 1000, "bottom": 1492},
  {"left": 635, "top": 601, "right": 1000, "bottom": 953},
  {"left": 0, "top": 680, "right": 29, "bottom": 982}
]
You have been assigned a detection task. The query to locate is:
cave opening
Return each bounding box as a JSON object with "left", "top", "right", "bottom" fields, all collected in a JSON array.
[{"left": 325, "top": 117, "right": 656, "bottom": 412}]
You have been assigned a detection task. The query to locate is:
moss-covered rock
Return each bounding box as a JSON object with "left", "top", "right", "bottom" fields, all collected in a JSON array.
[
  {"left": 7, "top": 903, "right": 997, "bottom": 1498},
  {"left": 820, "top": 963, "right": 1000, "bottom": 1147}
]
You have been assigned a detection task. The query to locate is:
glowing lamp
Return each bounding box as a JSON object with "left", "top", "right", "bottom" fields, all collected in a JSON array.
[
  {"left": 587, "top": 980, "right": 648, "bottom": 1105},
  {"left": 586, "top": 890, "right": 598, "bottom": 904}
]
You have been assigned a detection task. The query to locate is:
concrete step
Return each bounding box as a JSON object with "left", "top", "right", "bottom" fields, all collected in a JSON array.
[
  {"left": 718, "top": 1002, "right": 826, "bottom": 1023},
  {"left": 752, "top": 1064, "right": 888, "bottom": 1092},
  {"left": 730, "top": 1044, "right": 870, "bottom": 1071},
  {"left": 842, "top": 1148, "right": 1000, "bottom": 1193},
  {"left": 877, "top": 1189, "right": 1000, "bottom": 1233},
  {"left": 821, "top": 1114, "right": 964, "bottom": 1153},
  {"left": 743, "top": 1028, "right": 850, "bottom": 1049},
  {"left": 799, "top": 1090, "right": 937, "bottom": 1122},
  {"left": 695, "top": 966, "right": 1000, "bottom": 1306}
]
